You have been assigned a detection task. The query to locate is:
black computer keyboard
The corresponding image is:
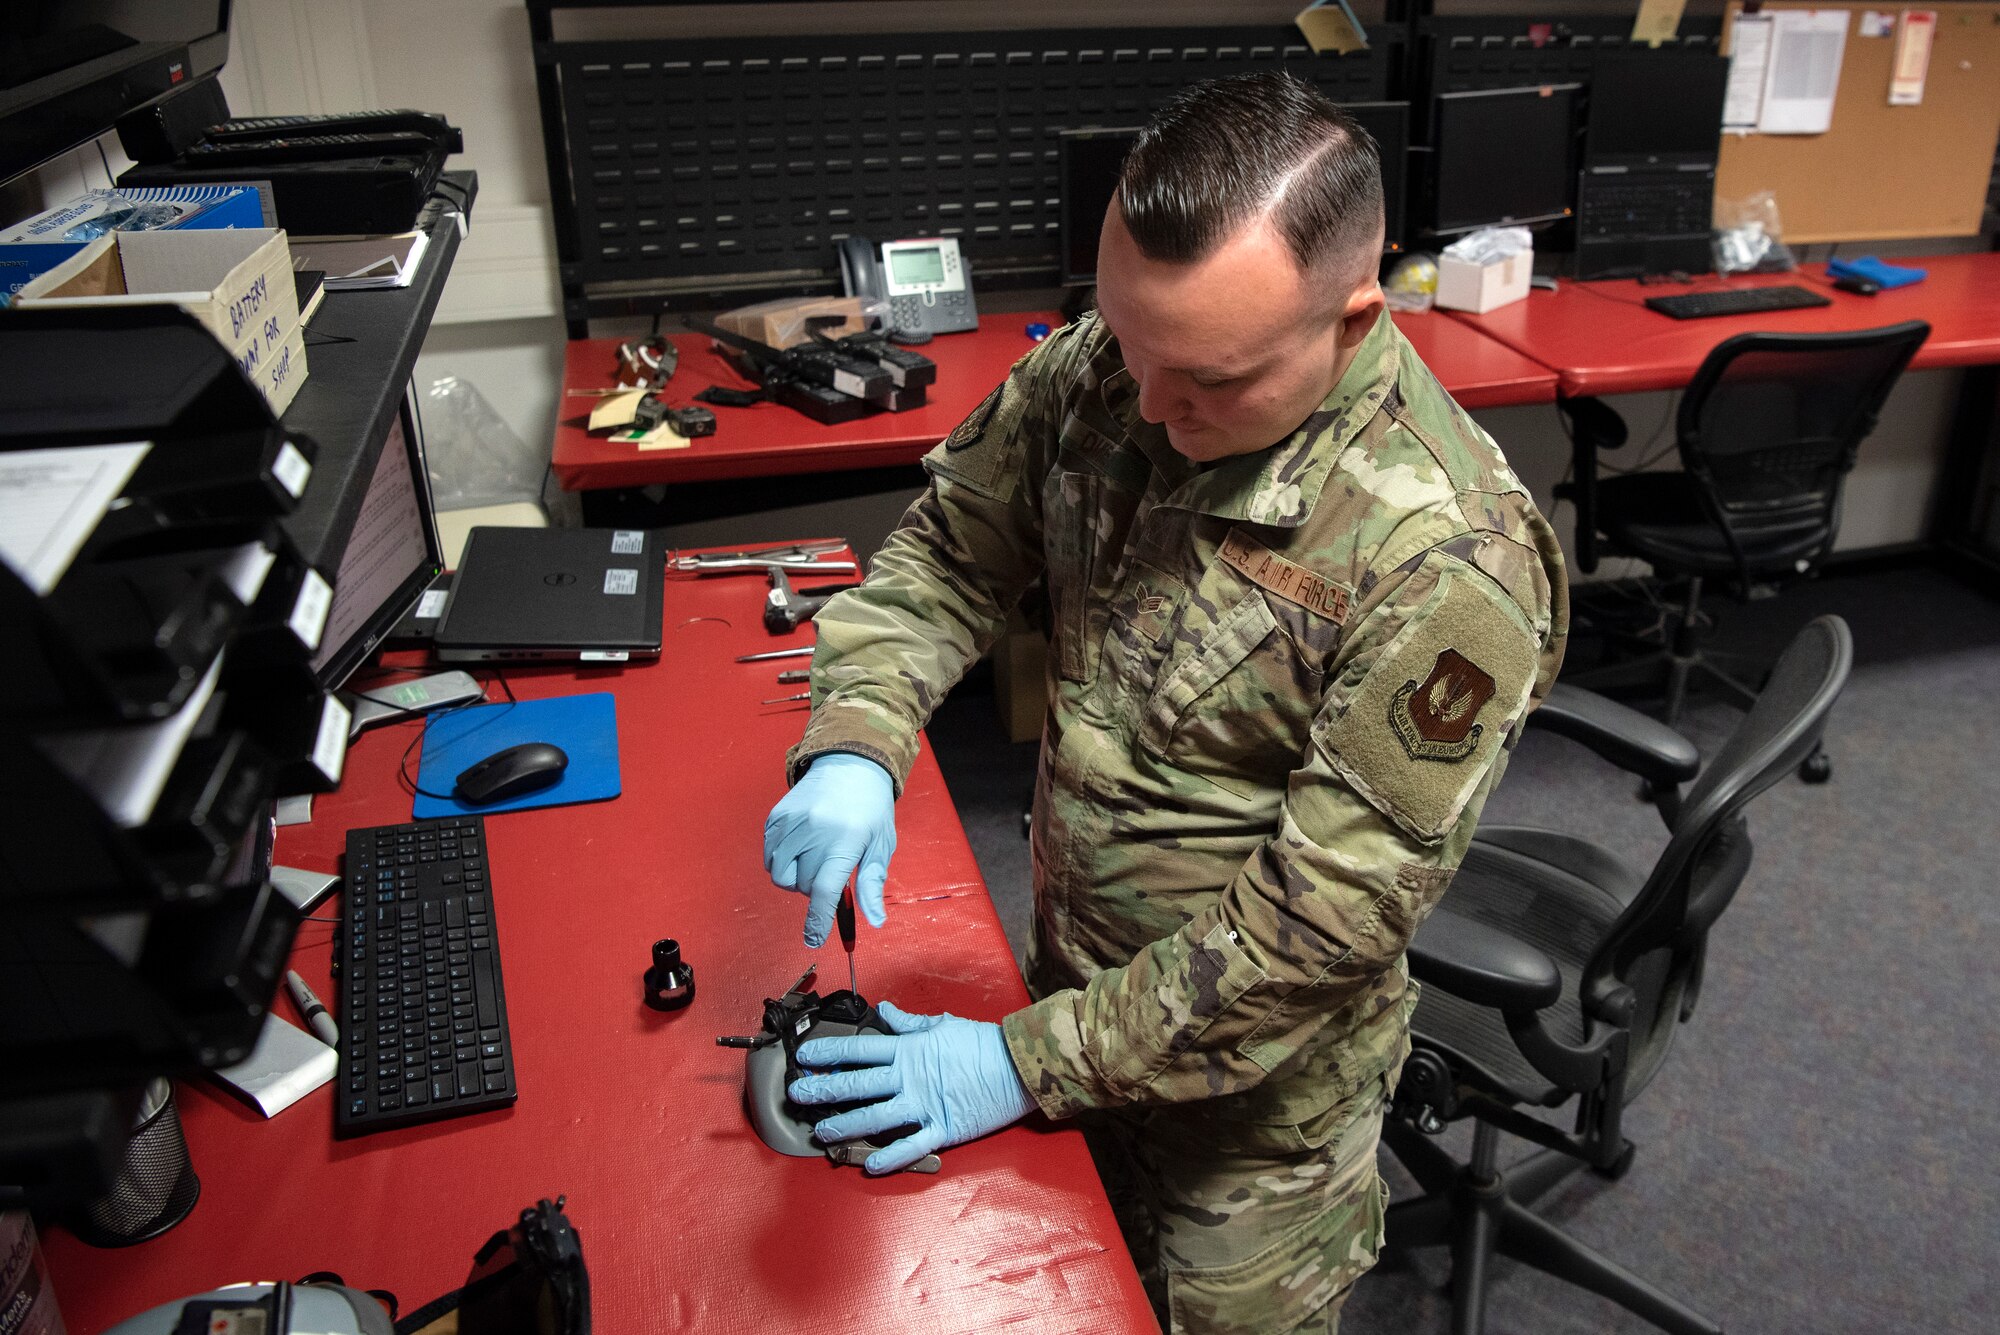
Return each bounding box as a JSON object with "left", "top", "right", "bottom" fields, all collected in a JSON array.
[
  {"left": 1643, "top": 285, "right": 1834, "bottom": 320},
  {"left": 337, "top": 816, "right": 517, "bottom": 1135},
  {"left": 1579, "top": 179, "right": 1712, "bottom": 239}
]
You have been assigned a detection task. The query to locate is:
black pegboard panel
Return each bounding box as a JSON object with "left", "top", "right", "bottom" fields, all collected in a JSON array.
[
  {"left": 543, "top": 28, "right": 1392, "bottom": 304},
  {"left": 1417, "top": 14, "right": 1725, "bottom": 107}
]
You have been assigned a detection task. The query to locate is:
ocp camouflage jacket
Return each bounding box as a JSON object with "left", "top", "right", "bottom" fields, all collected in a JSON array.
[{"left": 789, "top": 308, "right": 1567, "bottom": 1139}]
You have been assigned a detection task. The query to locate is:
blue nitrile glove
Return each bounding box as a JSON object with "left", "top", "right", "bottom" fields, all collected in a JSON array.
[
  {"left": 1827, "top": 255, "right": 1926, "bottom": 290},
  {"left": 789, "top": 1001, "right": 1037, "bottom": 1174},
  {"left": 763, "top": 752, "right": 895, "bottom": 947}
]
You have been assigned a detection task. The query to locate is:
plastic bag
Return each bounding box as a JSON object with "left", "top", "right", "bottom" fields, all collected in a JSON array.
[
  {"left": 421, "top": 375, "right": 547, "bottom": 511},
  {"left": 1384, "top": 254, "right": 1439, "bottom": 312},
  {"left": 1441, "top": 226, "right": 1532, "bottom": 266},
  {"left": 1712, "top": 191, "right": 1796, "bottom": 275}
]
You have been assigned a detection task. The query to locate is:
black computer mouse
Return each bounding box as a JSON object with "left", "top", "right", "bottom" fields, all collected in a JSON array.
[
  {"left": 1832, "top": 276, "right": 1880, "bottom": 296},
  {"left": 455, "top": 742, "right": 568, "bottom": 804}
]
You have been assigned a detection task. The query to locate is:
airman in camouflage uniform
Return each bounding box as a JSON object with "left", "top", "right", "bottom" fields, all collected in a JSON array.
[{"left": 777, "top": 74, "right": 1565, "bottom": 1333}]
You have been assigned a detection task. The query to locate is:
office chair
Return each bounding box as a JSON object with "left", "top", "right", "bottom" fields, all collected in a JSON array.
[
  {"left": 1555, "top": 322, "right": 1923, "bottom": 779},
  {"left": 1382, "top": 615, "right": 1853, "bottom": 1335}
]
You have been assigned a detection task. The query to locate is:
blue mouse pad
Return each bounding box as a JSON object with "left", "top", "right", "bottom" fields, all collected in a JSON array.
[{"left": 413, "top": 693, "right": 620, "bottom": 819}]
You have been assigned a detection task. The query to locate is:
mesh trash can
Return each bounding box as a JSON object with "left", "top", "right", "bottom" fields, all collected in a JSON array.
[{"left": 70, "top": 1079, "right": 200, "bottom": 1247}]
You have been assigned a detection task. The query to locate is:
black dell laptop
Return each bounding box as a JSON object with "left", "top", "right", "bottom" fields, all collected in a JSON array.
[{"left": 433, "top": 527, "right": 663, "bottom": 663}]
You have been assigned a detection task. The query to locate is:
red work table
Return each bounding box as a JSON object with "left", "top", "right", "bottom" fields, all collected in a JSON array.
[
  {"left": 551, "top": 316, "right": 1060, "bottom": 490},
  {"left": 40, "top": 552, "right": 1157, "bottom": 1334},
  {"left": 1444, "top": 252, "right": 2000, "bottom": 398},
  {"left": 552, "top": 309, "right": 1558, "bottom": 492},
  {"left": 1390, "top": 308, "right": 1558, "bottom": 410}
]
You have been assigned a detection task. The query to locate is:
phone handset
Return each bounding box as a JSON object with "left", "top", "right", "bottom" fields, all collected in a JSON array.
[
  {"left": 837, "top": 236, "right": 886, "bottom": 303},
  {"left": 837, "top": 235, "right": 979, "bottom": 339}
]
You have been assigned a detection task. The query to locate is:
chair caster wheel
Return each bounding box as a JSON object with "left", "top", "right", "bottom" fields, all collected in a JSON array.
[
  {"left": 1593, "top": 1141, "right": 1637, "bottom": 1181},
  {"left": 1799, "top": 752, "right": 1831, "bottom": 784}
]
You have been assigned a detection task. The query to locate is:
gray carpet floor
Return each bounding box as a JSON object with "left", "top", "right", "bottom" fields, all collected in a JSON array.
[{"left": 924, "top": 564, "right": 2000, "bottom": 1335}]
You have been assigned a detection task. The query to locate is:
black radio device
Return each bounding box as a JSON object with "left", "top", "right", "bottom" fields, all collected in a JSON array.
[{"left": 120, "top": 110, "right": 463, "bottom": 236}]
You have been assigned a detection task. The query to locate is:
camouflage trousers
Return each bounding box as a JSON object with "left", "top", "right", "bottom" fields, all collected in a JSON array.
[{"left": 1079, "top": 1075, "right": 1391, "bottom": 1335}]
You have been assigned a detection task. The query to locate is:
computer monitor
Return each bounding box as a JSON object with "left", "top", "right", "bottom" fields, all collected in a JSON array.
[
  {"left": 1584, "top": 54, "right": 1730, "bottom": 168},
  {"left": 0, "top": 1, "right": 232, "bottom": 185},
  {"left": 1058, "top": 127, "right": 1137, "bottom": 287},
  {"left": 309, "top": 389, "right": 443, "bottom": 689},
  {"left": 1428, "top": 84, "right": 1581, "bottom": 236},
  {"left": 1056, "top": 100, "right": 1412, "bottom": 286},
  {"left": 1347, "top": 101, "right": 1409, "bottom": 255}
]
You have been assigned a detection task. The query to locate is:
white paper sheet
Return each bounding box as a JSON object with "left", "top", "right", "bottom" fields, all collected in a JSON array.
[
  {"left": 1724, "top": 14, "right": 1774, "bottom": 130},
  {"left": 290, "top": 230, "right": 431, "bottom": 291},
  {"left": 0, "top": 442, "right": 150, "bottom": 595},
  {"left": 1758, "top": 9, "right": 1851, "bottom": 135}
]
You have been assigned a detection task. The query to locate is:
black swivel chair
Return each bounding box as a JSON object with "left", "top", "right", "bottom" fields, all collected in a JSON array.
[
  {"left": 1557, "top": 323, "right": 1923, "bottom": 773},
  {"left": 1382, "top": 615, "right": 1854, "bottom": 1335}
]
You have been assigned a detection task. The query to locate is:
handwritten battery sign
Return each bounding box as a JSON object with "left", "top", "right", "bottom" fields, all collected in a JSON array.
[
  {"left": 231, "top": 272, "right": 296, "bottom": 396},
  {"left": 12, "top": 226, "right": 307, "bottom": 413}
]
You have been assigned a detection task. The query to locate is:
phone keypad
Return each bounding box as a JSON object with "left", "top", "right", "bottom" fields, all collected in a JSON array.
[{"left": 890, "top": 290, "right": 976, "bottom": 335}]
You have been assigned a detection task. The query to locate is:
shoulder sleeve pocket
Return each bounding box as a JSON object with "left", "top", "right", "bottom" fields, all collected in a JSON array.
[
  {"left": 1317, "top": 561, "right": 1539, "bottom": 844},
  {"left": 922, "top": 372, "right": 1028, "bottom": 501}
]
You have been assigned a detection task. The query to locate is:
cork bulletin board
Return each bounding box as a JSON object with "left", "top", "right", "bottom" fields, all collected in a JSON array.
[{"left": 1715, "top": 1, "right": 2000, "bottom": 242}]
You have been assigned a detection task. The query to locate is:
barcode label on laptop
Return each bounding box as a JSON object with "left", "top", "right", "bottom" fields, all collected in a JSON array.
[
  {"left": 604, "top": 568, "right": 638, "bottom": 595},
  {"left": 610, "top": 529, "right": 645, "bottom": 554}
]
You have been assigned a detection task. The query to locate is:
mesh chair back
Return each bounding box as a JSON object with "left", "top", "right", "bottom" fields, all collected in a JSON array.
[
  {"left": 1677, "top": 323, "right": 1928, "bottom": 576},
  {"left": 1584, "top": 616, "right": 1854, "bottom": 1095}
]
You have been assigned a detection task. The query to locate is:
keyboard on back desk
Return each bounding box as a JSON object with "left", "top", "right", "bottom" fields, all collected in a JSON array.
[
  {"left": 1642, "top": 285, "right": 1834, "bottom": 320},
  {"left": 338, "top": 816, "right": 516, "bottom": 1135}
]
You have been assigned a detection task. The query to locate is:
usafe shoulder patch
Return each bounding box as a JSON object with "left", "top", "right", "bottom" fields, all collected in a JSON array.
[
  {"left": 1219, "top": 528, "right": 1350, "bottom": 621},
  {"left": 1322, "top": 559, "right": 1538, "bottom": 843},
  {"left": 946, "top": 379, "right": 1006, "bottom": 451},
  {"left": 1391, "top": 648, "right": 1496, "bottom": 762}
]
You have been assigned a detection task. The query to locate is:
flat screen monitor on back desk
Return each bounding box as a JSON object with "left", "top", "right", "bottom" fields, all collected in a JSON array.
[
  {"left": 1426, "top": 83, "right": 1580, "bottom": 237},
  {"left": 1057, "top": 101, "right": 1411, "bottom": 286},
  {"left": 1584, "top": 54, "right": 1730, "bottom": 168}
]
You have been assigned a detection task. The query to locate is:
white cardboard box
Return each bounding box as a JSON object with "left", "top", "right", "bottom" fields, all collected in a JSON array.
[
  {"left": 1434, "top": 248, "right": 1533, "bottom": 315},
  {"left": 14, "top": 227, "right": 307, "bottom": 416}
]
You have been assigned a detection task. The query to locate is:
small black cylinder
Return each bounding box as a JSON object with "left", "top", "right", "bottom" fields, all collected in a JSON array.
[{"left": 645, "top": 938, "right": 694, "bottom": 1011}]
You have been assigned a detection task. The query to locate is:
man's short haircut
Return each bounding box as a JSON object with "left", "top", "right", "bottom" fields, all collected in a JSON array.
[{"left": 1118, "top": 72, "right": 1384, "bottom": 279}]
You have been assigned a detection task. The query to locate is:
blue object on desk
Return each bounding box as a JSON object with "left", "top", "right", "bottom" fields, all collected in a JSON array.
[
  {"left": 413, "top": 692, "right": 620, "bottom": 818},
  {"left": 1827, "top": 256, "right": 1926, "bottom": 290}
]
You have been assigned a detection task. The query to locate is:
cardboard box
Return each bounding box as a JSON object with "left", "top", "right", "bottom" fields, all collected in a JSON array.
[
  {"left": 1434, "top": 248, "right": 1533, "bottom": 314},
  {"left": 0, "top": 185, "right": 265, "bottom": 305},
  {"left": 716, "top": 295, "right": 879, "bottom": 349},
  {"left": 15, "top": 228, "right": 308, "bottom": 416}
]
